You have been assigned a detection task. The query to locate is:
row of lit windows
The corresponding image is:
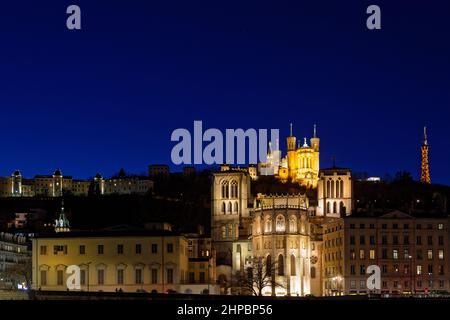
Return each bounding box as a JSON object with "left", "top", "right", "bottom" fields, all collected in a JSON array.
[
  {"left": 40, "top": 243, "right": 176, "bottom": 255},
  {"left": 349, "top": 223, "right": 445, "bottom": 230},
  {"left": 350, "top": 264, "right": 445, "bottom": 275},
  {"left": 349, "top": 235, "right": 445, "bottom": 246},
  {"left": 348, "top": 279, "right": 446, "bottom": 290},
  {"left": 40, "top": 268, "right": 175, "bottom": 286}
]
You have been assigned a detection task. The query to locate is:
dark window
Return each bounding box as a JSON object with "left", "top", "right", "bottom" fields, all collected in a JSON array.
[
  {"left": 404, "top": 224, "right": 409, "bottom": 229},
  {"left": 350, "top": 236, "right": 355, "bottom": 245},
  {"left": 360, "top": 236, "right": 365, "bottom": 245},
  {"left": 360, "top": 224, "right": 365, "bottom": 229},
  {"left": 152, "top": 269, "right": 158, "bottom": 284},
  {"left": 117, "top": 244, "right": 124, "bottom": 254},
  {"left": 369, "top": 224, "right": 375, "bottom": 229},
  {"left": 199, "top": 272, "right": 206, "bottom": 283},
  {"left": 393, "top": 224, "right": 398, "bottom": 229},
  {"left": 136, "top": 244, "right": 142, "bottom": 254},
  {"left": 438, "top": 236, "right": 444, "bottom": 246},
  {"left": 360, "top": 265, "right": 366, "bottom": 275},
  {"left": 57, "top": 270, "right": 64, "bottom": 286},
  {"left": 350, "top": 224, "right": 355, "bottom": 229},
  {"left": 117, "top": 269, "right": 124, "bottom": 285},
  {"left": 393, "top": 236, "right": 399, "bottom": 245},
  {"left": 416, "top": 224, "right": 422, "bottom": 230},
  {"left": 79, "top": 245, "right": 85, "bottom": 255},
  {"left": 416, "top": 236, "right": 422, "bottom": 245},
  {"left": 151, "top": 244, "right": 158, "bottom": 253},
  {"left": 370, "top": 236, "right": 375, "bottom": 245},
  {"left": 167, "top": 243, "right": 174, "bottom": 253},
  {"left": 135, "top": 269, "right": 143, "bottom": 284},
  {"left": 189, "top": 272, "right": 195, "bottom": 283},
  {"left": 427, "top": 236, "right": 433, "bottom": 245},
  {"left": 167, "top": 269, "right": 174, "bottom": 284},
  {"left": 382, "top": 249, "right": 388, "bottom": 259},
  {"left": 382, "top": 224, "right": 387, "bottom": 229},
  {"left": 97, "top": 245, "right": 104, "bottom": 255},
  {"left": 382, "top": 235, "right": 387, "bottom": 245},
  {"left": 404, "top": 236, "right": 409, "bottom": 245}
]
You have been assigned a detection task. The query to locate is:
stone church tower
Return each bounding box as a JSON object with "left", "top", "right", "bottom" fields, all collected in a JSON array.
[{"left": 211, "top": 170, "right": 251, "bottom": 265}]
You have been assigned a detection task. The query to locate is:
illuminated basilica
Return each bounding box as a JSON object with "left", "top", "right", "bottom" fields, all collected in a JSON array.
[{"left": 258, "top": 124, "right": 320, "bottom": 188}]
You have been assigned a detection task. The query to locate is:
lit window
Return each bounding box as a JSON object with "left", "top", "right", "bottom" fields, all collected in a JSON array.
[{"left": 393, "top": 249, "right": 398, "bottom": 260}]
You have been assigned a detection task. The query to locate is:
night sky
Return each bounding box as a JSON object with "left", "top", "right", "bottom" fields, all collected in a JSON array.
[{"left": 0, "top": 1, "right": 449, "bottom": 184}]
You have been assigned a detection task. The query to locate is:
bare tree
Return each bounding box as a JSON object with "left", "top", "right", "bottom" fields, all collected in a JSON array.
[
  {"left": 234, "top": 257, "right": 284, "bottom": 296},
  {"left": 2, "top": 257, "right": 32, "bottom": 290}
]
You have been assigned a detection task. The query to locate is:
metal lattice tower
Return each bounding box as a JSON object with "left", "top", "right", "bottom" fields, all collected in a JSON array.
[{"left": 420, "top": 127, "right": 431, "bottom": 184}]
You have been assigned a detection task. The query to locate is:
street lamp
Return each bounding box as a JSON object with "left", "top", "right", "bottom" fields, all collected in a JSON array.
[
  {"left": 86, "top": 261, "right": 92, "bottom": 292},
  {"left": 408, "top": 255, "right": 413, "bottom": 296}
]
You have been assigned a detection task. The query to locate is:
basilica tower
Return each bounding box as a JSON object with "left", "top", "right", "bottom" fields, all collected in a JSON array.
[{"left": 286, "top": 123, "right": 298, "bottom": 180}]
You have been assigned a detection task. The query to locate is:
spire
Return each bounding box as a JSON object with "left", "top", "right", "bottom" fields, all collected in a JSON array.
[
  {"left": 55, "top": 199, "right": 70, "bottom": 233},
  {"left": 423, "top": 126, "right": 428, "bottom": 145},
  {"left": 268, "top": 141, "right": 272, "bottom": 154},
  {"left": 313, "top": 124, "right": 317, "bottom": 138},
  {"left": 290, "top": 123, "right": 293, "bottom": 137}
]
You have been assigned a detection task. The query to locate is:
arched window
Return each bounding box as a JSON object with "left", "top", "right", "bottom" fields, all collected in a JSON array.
[
  {"left": 336, "top": 180, "right": 340, "bottom": 198},
  {"left": 278, "top": 255, "right": 284, "bottom": 276},
  {"left": 340, "top": 180, "right": 344, "bottom": 197},
  {"left": 230, "top": 180, "right": 238, "bottom": 198},
  {"left": 221, "top": 181, "right": 229, "bottom": 199},
  {"left": 333, "top": 201, "right": 337, "bottom": 214},
  {"left": 290, "top": 255, "right": 296, "bottom": 276},
  {"left": 234, "top": 202, "right": 238, "bottom": 213},
  {"left": 326, "top": 202, "right": 330, "bottom": 214},
  {"left": 266, "top": 255, "right": 272, "bottom": 275},
  {"left": 330, "top": 180, "right": 334, "bottom": 198},
  {"left": 289, "top": 216, "right": 297, "bottom": 233},
  {"left": 326, "top": 180, "right": 331, "bottom": 198},
  {"left": 340, "top": 201, "right": 345, "bottom": 215},
  {"left": 276, "top": 215, "right": 285, "bottom": 232},
  {"left": 222, "top": 202, "right": 226, "bottom": 214},
  {"left": 228, "top": 202, "right": 232, "bottom": 213},
  {"left": 265, "top": 216, "right": 272, "bottom": 233}
]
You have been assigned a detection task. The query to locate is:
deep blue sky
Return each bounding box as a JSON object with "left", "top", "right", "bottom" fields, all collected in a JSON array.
[{"left": 0, "top": 1, "right": 449, "bottom": 184}]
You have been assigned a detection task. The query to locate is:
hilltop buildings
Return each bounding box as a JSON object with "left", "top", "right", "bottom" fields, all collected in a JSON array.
[{"left": 0, "top": 169, "right": 153, "bottom": 198}]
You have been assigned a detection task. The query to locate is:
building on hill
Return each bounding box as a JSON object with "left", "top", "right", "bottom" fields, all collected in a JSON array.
[
  {"left": 0, "top": 169, "right": 153, "bottom": 198},
  {"left": 258, "top": 124, "right": 320, "bottom": 188}
]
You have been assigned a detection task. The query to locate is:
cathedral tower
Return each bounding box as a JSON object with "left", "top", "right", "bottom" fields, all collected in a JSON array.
[
  {"left": 420, "top": 126, "right": 431, "bottom": 184},
  {"left": 211, "top": 171, "right": 251, "bottom": 265}
]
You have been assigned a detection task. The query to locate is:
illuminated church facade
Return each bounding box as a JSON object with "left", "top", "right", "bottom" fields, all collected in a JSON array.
[{"left": 258, "top": 124, "right": 320, "bottom": 188}]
